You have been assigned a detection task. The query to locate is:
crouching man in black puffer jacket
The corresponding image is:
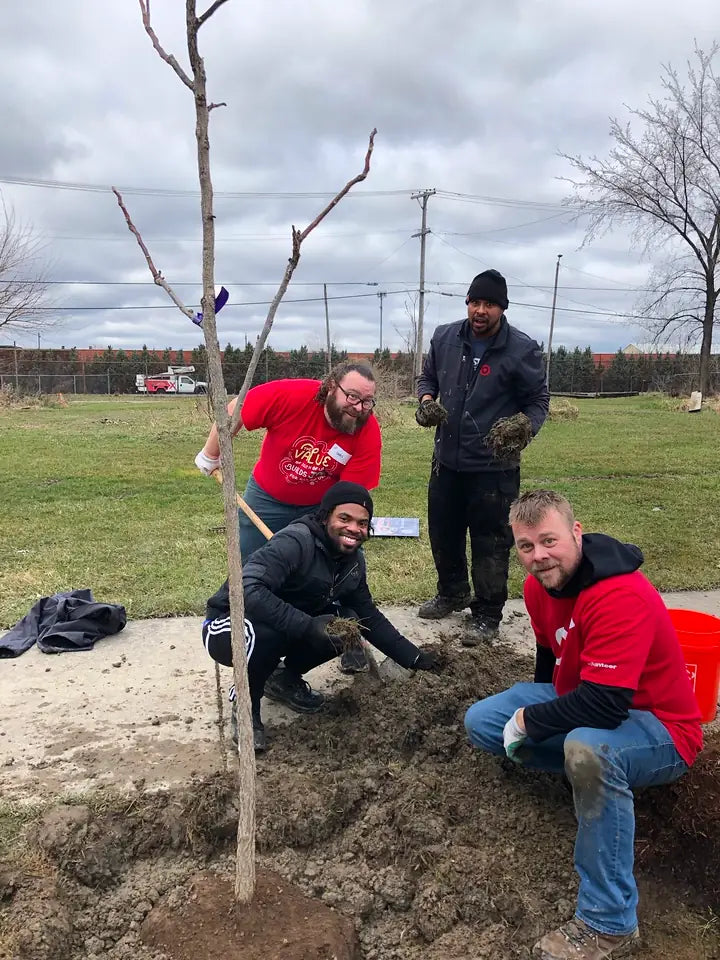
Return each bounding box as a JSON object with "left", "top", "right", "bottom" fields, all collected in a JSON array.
[{"left": 202, "top": 481, "right": 441, "bottom": 752}]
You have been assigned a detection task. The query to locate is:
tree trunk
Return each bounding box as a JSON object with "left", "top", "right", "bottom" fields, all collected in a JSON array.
[
  {"left": 186, "top": 1, "right": 256, "bottom": 904},
  {"left": 699, "top": 282, "right": 716, "bottom": 396}
]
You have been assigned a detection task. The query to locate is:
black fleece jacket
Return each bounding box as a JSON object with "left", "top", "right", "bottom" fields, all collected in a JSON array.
[
  {"left": 523, "top": 534, "right": 645, "bottom": 742},
  {"left": 206, "top": 515, "right": 421, "bottom": 669},
  {"left": 416, "top": 316, "right": 549, "bottom": 472}
]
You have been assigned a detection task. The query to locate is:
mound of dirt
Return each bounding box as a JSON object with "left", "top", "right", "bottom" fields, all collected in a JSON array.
[
  {"left": 255, "top": 644, "right": 719, "bottom": 960},
  {"left": 141, "top": 869, "right": 360, "bottom": 960}
]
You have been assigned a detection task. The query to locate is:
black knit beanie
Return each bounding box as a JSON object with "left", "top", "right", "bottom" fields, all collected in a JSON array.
[
  {"left": 466, "top": 269, "right": 509, "bottom": 310},
  {"left": 320, "top": 481, "right": 374, "bottom": 523}
]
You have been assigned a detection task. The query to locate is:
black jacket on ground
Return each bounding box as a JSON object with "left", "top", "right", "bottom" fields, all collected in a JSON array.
[
  {"left": 0, "top": 589, "right": 127, "bottom": 658},
  {"left": 524, "top": 535, "right": 644, "bottom": 742},
  {"left": 416, "top": 316, "right": 549, "bottom": 472},
  {"left": 206, "top": 516, "right": 421, "bottom": 669}
]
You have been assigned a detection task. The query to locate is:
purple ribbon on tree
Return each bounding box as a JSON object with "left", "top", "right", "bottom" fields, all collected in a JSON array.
[{"left": 193, "top": 286, "right": 229, "bottom": 327}]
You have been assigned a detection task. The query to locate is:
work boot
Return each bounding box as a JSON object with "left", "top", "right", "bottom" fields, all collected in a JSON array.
[
  {"left": 533, "top": 918, "right": 640, "bottom": 960},
  {"left": 230, "top": 702, "right": 267, "bottom": 753},
  {"left": 418, "top": 594, "right": 470, "bottom": 619},
  {"left": 339, "top": 646, "right": 369, "bottom": 674},
  {"left": 264, "top": 666, "right": 325, "bottom": 714},
  {"left": 461, "top": 615, "right": 500, "bottom": 647}
]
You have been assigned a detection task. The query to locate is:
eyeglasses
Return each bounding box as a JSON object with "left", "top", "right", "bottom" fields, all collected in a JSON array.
[{"left": 336, "top": 384, "right": 377, "bottom": 410}]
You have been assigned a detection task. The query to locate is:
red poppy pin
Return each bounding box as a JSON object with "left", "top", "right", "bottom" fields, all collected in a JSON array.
[{"left": 479, "top": 364, "right": 491, "bottom": 376}]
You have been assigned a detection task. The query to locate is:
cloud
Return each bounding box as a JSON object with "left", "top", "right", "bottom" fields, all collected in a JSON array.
[{"left": 1, "top": 0, "right": 717, "bottom": 354}]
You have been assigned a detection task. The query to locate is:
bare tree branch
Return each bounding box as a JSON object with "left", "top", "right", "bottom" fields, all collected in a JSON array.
[
  {"left": 208, "top": 101, "right": 227, "bottom": 112},
  {"left": 198, "top": 0, "right": 231, "bottom": 26},
  {"left": 138, "top": 0, "right": 194, "bottom": 90},
  {"left": 228, "top": 128, "right": 378, "bottom": 433},
  {"left": 111, "top": 188, "right": 195, "bottom": 319},
  {"left": 561, "top": 45, "right": 720, "bottom": 393},
  {"left": 298, "top": 129, "right": 377, "bottom": 242},
  {"left": 0, "top": 198, "right": 54, "bottom": 332}
]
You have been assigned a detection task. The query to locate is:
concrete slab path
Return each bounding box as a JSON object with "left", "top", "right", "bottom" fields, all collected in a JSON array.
[{"left": 2, "top": 591, "right": 719, "bottom": 801}]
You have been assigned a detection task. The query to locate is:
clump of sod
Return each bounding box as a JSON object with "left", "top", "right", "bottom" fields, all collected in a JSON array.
[
  {"left": 417, "top": 399, "right": 448, "bottom": 427},
  {"left": 485, "top": 412, "right": 533, "bottom": 460},
  {"left": 326, "top": 617, "right": 364, "bottom": 652}
]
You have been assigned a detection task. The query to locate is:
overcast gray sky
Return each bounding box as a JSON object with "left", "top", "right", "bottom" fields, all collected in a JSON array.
[{"left": 1, "top": 0, "right": 717, "bottom": 354}]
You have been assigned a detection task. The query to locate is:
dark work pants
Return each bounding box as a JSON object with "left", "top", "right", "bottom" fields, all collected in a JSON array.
[
  {"left": 202, "top": 604, "right": 352, "bottom": 716},
  {"left": 427, "top": 459, "right": 519, "bottom": 623}
]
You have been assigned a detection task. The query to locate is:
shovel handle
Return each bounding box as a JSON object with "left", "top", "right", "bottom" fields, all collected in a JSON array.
[{"left": 211, "top": 468, "right": 274, "bottom": 541}]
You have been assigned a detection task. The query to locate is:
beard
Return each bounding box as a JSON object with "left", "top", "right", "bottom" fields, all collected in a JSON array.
[
  {"left": 530, "top": 549, "right": 581, "bottom": 591},
  {"left": 324, "top": 393, "right": 370, "bottom": 435}
]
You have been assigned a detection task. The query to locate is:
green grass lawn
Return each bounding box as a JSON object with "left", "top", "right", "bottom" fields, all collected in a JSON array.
[{"left": 0, "top": 393, "right": 718, "bottom": 628}]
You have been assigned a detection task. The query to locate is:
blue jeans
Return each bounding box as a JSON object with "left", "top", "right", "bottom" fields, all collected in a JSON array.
[
  {"left": 239, "top": 475, "right": 319, "bottom": 558},
  {"left": 464, "top": 683, "right": 688, "bottom": 936}
]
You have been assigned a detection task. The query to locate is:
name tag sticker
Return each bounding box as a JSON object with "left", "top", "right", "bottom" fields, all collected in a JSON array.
[{"left": 328, "top": 443, "right": 352, "bottom": 465}]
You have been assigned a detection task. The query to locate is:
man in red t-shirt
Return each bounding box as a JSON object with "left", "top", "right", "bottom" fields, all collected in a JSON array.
[
  {"left": 195, "top": 362, "right": 381, "bottom": 673},
  {"left": 464, "top": 489, "right": 703, "bottom": 960}
]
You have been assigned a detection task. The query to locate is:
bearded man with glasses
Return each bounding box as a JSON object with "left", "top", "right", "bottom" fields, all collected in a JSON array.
[{"left": 195, "top": 362, "right": 381, "bottom": 673}]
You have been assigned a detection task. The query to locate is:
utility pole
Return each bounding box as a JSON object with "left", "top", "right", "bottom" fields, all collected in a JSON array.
[
  {"left": 377, "top": 291, "right": 386, "bottom": 351},
  {"left": 411, "top": 188, "right": 435, "bottom": 379},
  {"left": 546, "top": 254, "right": 563, "bottom": 389},
  {"left": 323, "top": 283, "right": 332, "bottom": 374}
]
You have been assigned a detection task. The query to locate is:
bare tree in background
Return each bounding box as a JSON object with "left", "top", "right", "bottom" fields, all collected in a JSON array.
[
  {"left": 118, "top": 0, "right": 375, "bottom": 905},
  {"left": 394, "top": 292, "right": 423, "bottom": 356},
  {"left": 634, "top": 254, "right": 708, "bottom": 349},
  {"left": 0, "top": 199, "right": 53, "bottom": 333},
  {"left": 563, "top": 44, "right": 720, "bottom": 395}
]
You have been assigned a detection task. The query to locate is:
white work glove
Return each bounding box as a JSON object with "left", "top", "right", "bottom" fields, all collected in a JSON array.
[
  {"left": 502, "top": 709, "right": 527, "bottom": 764},
  {"left": 195, "top": 450, "right": 221, "bottom": 476}
]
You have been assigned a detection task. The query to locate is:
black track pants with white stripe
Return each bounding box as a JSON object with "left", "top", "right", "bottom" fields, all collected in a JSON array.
[{"left": 201, "top": 606, "right": 351, "bottom": 712}]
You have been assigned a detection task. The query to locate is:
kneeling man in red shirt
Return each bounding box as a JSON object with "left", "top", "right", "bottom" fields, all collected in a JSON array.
[{"left": 465, "top": 489, "right": 702, "bottom": 960}]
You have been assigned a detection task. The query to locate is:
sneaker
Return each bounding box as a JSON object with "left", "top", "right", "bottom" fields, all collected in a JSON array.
[
  {"left": 461, "top": 615, "right": 500, "bottom": 647},
  {"left": 533, "top": 918, "right": 640, "bottom": 960},
  {"left": 418, "top": 594, "right": 471, "bottom": 619},
  {"left": 339, "top": 646, "right": 369, "bottom": 674},
  {"left": 264, "top": 666, "right": 325, "bottom": 714},
  {"left": 230, "top": 702, "right": 267, "bottom": 753}
]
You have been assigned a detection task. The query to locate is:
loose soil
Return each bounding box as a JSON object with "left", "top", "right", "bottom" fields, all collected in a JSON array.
[{"left": 1, "top": 641, "right": 718, "bottom": 960}]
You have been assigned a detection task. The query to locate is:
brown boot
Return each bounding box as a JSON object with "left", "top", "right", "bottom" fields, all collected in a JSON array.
[{"left": 533, "top": 918, "right": 640, "bottom": 960}]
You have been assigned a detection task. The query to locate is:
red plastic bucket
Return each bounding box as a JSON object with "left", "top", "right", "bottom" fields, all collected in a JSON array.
[{"left": 668, "top": 608, "right": 720, "bottom": 723}]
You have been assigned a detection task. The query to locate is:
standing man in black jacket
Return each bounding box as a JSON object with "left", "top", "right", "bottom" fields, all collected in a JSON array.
[
  {"left": 416, "top": 269, "right": 549, "bottom": 643},
  {"left": 202, "top": 482, "right": 440, "bottom": 752}
]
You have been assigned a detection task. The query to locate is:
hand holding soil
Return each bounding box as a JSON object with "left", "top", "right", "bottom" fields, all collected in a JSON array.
[
  {"left": 325, "top": 616, "right": 364, "bottom": 652},
  {"left": 485, "top": 412, "right": 533, "bottom": 460},
  {"left": 415, "top": 399, "right": 448, "bottom": 428}
]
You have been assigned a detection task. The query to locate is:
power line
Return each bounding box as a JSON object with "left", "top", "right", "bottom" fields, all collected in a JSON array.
[
  {"left": 435, "top": 189, "right": 573, "bottom": 212},
  {"left": 435, "top": 211, "right": 571, "bottom": 236},
  {"left": 4, "top": 278, "right": 657, "bottom": 292},
  {"left": 0, "top": 173, "right": 581, "bottom": 211},
  {"left": 45, "top": 227, "right": 415, "bottom": 243},
  {"left": 27, "top": 289, "right": 416, "bottom": 311},
  {"left": 0, "top": 175, "right": 414, "bottom": 199},
  {"left": 429, "top": 289, "right": 666, "bottom": 323},
  {"left": 432, "top": 235, "right": 631, "bottom": 313}
]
